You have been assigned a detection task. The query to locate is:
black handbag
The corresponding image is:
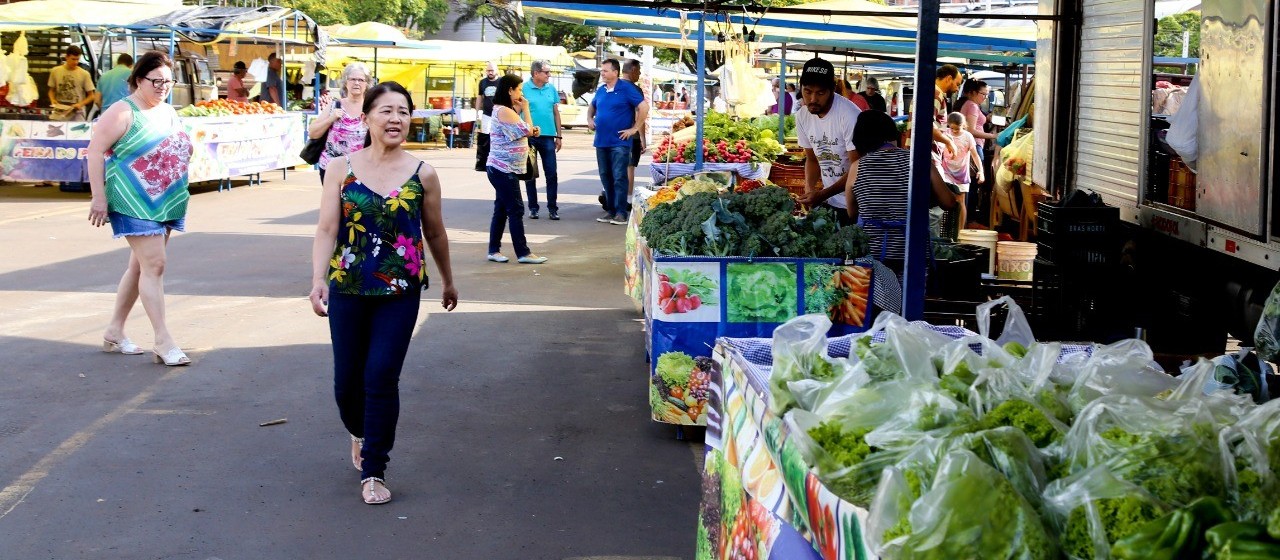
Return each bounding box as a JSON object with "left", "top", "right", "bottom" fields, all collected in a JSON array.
[
  {"left": 516, "top": 147, "right": 539, "bottom": 181},
  {"left": 300, "top": 101, "right": 338, "bottom": 165}
]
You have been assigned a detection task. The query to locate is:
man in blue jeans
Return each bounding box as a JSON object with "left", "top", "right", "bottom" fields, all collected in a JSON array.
[
  {"left": 521, "top": 59, "right": 561, "bottom": 220},
  {"left": 587, "top": 58, "right": 647, "bottom": 225}
]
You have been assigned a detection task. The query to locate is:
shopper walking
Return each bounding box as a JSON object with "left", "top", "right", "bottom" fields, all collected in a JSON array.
[
  {"left": 85, "top": 51, "right": 194, "bottom": 367},
  {"left": 308, "top": 62, "right": 371, "bottom": 184},
  {"left": 587, "top": 59, "right": 646, "bottom": 225},
  {"left": 310, "top": 81, "right": 458, "bottom": 505},
  {"left": 957, "top": 79, "right": 997, "bottom": 224},
  {"left": 485, "top": 74, "right": 548, "bottom": 265},
  {"left": 474, "top": 62, "right": 500, "bottom": 172},
  {"left": 521, "top": 59, "right": 561, "bottom": 220},
  {"left": 942, "top": 112, "right": 983, "bottom": 232}
]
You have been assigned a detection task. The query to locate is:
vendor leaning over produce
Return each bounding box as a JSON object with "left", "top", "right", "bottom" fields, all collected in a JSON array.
[
  {"left": 48, "top": 45, "right": 98, "bottom": 122},
  {"left": 794, "top": 57, "right": 861, "bottom": 227}
]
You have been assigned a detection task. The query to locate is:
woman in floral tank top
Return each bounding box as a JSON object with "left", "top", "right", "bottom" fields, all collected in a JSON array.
[
  {"left": 307, "top": 62, "right": 370, "bottom": 184},
  {"left": 85, "top": 51, "right": 194, "bottom": 367},
  {"left": 310, "top": 82, "right": 458, "bottom": 505}
]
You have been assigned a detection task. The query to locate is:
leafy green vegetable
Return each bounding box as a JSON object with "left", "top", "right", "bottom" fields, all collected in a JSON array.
[
  {"left": 726, "top": 263, "right": 796, "bottom": 323},
  {"left": 855, "top": 336, "right": 905, "bottom": 383},
  {"left": 656, "top": 352, "right": 695, "bottom": 389},
  {"left": 1110, "top": 497, "right": 1232, "bottom": 560},
  {"left": 1270, "top": 507, "right": 1280, "bottom": 540},
  {"left": 720, "top": 457, "right": 743, "bottom": 529},
  {"left": 1098, "top": 426, "right": 1226, "bottom": 507},
  {"left": 983, "top": 398, "right": 1064, "bottom": 448},
  {"left": 1063, "top": 496, "right": 1168, "bottom": 560},
  {"left": 1003, "top": 341, "right": 1029, "bottom": 358},
  {"left": 808, "top": 421, "right": 872, "bottom": 471}
]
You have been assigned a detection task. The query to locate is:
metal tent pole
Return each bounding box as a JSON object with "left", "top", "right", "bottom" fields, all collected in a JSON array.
[
  {"left": 778, "top": 42, "right": 787, "bottom": 143},
  {"left": 695, "top": 16, "right": 706, "bottom": 170},
  {"left": 902, "top": 0, "right": 941, "bottom": 320}
]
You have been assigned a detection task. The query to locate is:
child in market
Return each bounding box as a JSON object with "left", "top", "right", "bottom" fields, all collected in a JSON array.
[{"left": 942, "top": 111, "right": 983, "bottom": 232}]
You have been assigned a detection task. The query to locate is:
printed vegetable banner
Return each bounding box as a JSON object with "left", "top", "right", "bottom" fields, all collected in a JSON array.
[
  {"left": 645, "top": 254, "right": 874, "bottom": 426},
  {"left": 0, "top": 119, "right": 93, "bottom": 182},
  {"left": 696, "top": 342, "right": 871, "bottom": 560}
]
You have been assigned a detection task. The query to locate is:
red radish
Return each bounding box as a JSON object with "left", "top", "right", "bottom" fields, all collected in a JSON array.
[
  {"left": 674, "top": 283, "right": 689, "bottom": 297},
  {"left": 658, "top": 282, "right": 674, "bottom": 299},
  {"left": 662, "top": 298, "right": 680, "bottom": 314},
  {"left": 689, "top": 295, "right": 702, "bottom": 309},
  {"left": 658, "top": 273, "right": 669, "bottom": 282},
  {"left": 675, "top": 298, "right": 692, "bottom": 313}
]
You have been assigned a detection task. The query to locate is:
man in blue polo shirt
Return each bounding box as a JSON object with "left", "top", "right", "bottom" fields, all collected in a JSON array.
[
  {"left": 521, "top": 59, "right": 562, "bottom": 220},
  {"left": 587, "top": 58, "right": 647, "bottom": 225}
]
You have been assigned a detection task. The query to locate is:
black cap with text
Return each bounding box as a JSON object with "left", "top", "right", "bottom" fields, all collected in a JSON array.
[{"left": 798, "top": 57, "right": 835, "bottom": 91}]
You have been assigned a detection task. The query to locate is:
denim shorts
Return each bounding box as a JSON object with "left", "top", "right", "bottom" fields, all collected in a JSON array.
[{"left": 108, "top": 211, "right": 186, "bottom": 239}]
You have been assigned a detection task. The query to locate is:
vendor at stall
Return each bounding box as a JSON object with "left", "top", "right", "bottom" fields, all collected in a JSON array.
[
  {"left": 794, "top": 57, "right": 861, "bottom": 226},
  {"left": 47, "top": 45, "right": 97, "bottom": 121},
  {"left": 227, "top": 61, "right": 250, "bottom": 102}
]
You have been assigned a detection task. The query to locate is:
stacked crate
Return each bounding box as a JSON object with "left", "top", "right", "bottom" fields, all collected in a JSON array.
[{"left": 1034, "top": 202, "right": 1127, "bottom": 341}]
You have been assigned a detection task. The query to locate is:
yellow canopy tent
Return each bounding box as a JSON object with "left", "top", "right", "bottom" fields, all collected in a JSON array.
[
  {"left": 324, "top": 23, "right": 575, "bottom": 109},
  {"left": 0, "top": 0, "right": 183, "bottom": 32}
]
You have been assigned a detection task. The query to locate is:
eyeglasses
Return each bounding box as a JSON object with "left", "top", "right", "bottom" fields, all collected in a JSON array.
[
  {"left": 146, "top": 77, "right": 174, "bottom": 89},
  {"left": 347, "top": 78, "right": 368, "bottom": 84}
]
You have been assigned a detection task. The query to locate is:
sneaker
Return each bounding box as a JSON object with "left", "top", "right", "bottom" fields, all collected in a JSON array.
[
  {"left": 529, "top": 211, "right": 539, "bottom": 219},
  {"left": 596, "top": 213, "right": 614, "bottom": 223},
  {"left": 486, "top": 253, "right": 509, "bottom": 263},
  {"left": 609, "top": 216, "right": 629, "bottom": 225},
  {"left": 517, "top": 254, "right": 548, "bottom": 264},
  {"left": 548, "top": 211, "right": 560, "bottom": 221}
]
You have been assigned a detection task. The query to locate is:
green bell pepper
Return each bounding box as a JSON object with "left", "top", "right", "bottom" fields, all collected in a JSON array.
[{"left": 1112, "top": 497, "right": 1233, "bottom": 560}]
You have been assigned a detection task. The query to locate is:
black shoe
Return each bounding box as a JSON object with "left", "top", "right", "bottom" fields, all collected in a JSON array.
[
  {"left": 548, "top": 211, "right": 560, "bottom": 220},
  {"left": 529, "top": 211, "right": 539, "bottom": 220},
  {"left": 598, "top": 192, "right": 608, "bottom": 210}
]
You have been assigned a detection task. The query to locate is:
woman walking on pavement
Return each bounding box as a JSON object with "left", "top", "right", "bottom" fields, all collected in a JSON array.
[
  {"left": 309, "top": 81, "right": 459, "bottom": 504},
  {"left": 85, "top": 50, "right": 194, "bottom": 367},
  {"left": 485, "top": 73, "right": 548, "bottom": 264},
  {"left": 308, "top": 62, "right": 371, "bottom": 184}
]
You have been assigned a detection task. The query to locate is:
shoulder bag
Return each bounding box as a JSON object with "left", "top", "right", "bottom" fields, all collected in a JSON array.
[{"left": 300, "top": 100, "right": 339, "bottom": 165}]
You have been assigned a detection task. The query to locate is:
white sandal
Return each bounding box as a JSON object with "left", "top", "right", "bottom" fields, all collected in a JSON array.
[
  {"left": 102, "top": 338, "right": 144, "bottom": 355},
  {"left": 361, "top": 477, "right": 391, "bottom": 505},
  {"left": 350, "top": 434, "right": 363, "bottom": 471},
  {"left": 152, "top": 347, "right": 191, "bottom": 366}
]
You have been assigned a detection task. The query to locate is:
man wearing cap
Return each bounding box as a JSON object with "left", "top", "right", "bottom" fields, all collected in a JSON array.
[
  {"left": 227, "top": 61, "right": 250, "bottom": 102},
  {"left": 795, "top": 57, "right": 861, "bottom": 225},
  {"left": 859, "top": 77, "right": 888, "bottom": 113}
]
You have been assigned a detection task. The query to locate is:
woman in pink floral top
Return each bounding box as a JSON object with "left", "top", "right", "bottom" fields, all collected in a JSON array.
[
  {"left": 308, "top": 62, "right": 371, "bottom": 183},
  {"left": 484, "top": 74, "right": 547, "bottom": 264}
]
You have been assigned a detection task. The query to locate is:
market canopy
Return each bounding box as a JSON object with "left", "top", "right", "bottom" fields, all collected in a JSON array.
[
  {"left": 0, "top": 0, "right": 182, "bottom": 32},
  {"left": 520, "top": 0, "right": 1038, "bottom": 59}
]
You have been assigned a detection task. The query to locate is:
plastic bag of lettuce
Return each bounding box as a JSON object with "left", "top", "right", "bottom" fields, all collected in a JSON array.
[
  {"left": 1044, "top": 465, "right": 1170, "bottom": 560},
  {"left": 1221, "top": 399, "right": 1280, "bottom": 524},
  {"left": 892, "top": 449, "right": 1058, "bottom": 560}
]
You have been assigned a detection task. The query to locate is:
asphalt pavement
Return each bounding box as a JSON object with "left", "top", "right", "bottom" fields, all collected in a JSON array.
[{"left": 0, "top": 130, "right": 702, "bottom": 560}]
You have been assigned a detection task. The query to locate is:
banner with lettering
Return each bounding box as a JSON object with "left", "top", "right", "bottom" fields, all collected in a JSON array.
[
  {"left": 0, "top": 120, "right": 92, "bottom": 182},
  {"left": 1, "top": 113, "right": 306, "bottom": 184}
]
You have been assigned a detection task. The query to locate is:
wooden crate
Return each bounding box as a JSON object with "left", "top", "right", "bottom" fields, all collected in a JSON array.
[{"left": 1168, "top": 157, "right": 1196, "bottom": 211}]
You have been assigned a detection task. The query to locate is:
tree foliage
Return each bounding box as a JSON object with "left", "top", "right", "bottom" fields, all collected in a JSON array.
[
  {"left": 284, "top": 0, "right": 450, "bottom": 36},
  {"left": 1154, "top": 12, "right": 1200, "bottom": 58}
]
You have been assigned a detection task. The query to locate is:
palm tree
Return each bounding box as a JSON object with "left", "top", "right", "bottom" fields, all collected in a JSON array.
[{"left": 452, "top": 0, "right": 532, "bottom": 44}]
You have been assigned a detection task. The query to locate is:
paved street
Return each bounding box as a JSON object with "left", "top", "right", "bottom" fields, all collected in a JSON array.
[{"left": 0, "top": 131, "right": 702, "bottom": 559}]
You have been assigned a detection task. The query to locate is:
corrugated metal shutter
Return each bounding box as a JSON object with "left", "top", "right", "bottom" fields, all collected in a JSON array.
[{"left": 1072, "top": 0, "right": 1146, "bottom": 209}]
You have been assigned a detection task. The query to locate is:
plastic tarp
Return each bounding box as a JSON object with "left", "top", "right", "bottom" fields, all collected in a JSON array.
[
  {"left": 521, "top": 0, "right": 1038, "bottom": 54},
  {"left": 0, "top": 0, "right": 182, "bottom": 31}
]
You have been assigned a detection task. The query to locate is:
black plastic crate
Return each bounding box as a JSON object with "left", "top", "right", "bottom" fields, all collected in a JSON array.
[
  {"left": 1036, "top": 202, "right": 1118, "bottom": 240},
  {"left": 1037, "top": 237, "right": 1116, "bottom": 268}
]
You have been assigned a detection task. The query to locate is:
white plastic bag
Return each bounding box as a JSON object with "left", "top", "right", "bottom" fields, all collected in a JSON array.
[{"left": 1165, "top": 78, "right": 1199, "bottom": 168}]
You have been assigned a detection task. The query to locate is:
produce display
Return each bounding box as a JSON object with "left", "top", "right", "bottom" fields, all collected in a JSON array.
[
  {"left": 638, "top": 185, "right": 869, "bottom": 260},
  {"left": 753, "top": 309, "right": 1280, "bottom": 560},
  {"left": 654, "top": 112, "right": 787, "bottom": 164},
  {"left": 177, "top": 99, "right": 286, "bottom": 117}
]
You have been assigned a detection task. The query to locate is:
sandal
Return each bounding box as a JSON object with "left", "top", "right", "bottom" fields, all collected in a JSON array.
[
  {"left": 152, "top": 347, "right": 191, "bottom": 367},
  {"left": 350, "top": 435, "right": 363, "bottom": 471},
  {"left": 361, "top": 477, "right": 391, "bottom": 505},
  {"left": 102, "top": 337, "right": 144, "bottom": 355}
]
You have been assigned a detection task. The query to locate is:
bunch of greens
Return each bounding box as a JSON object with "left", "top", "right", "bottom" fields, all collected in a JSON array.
[
  {"left": 808, "top": 421, "right": 873, "bottom": 472},
  {"left": 983, "top": 398, "right": 1066, "bottom": 448},
  {"left": 726, "top": 263, "right": 797, "bottom": 323},
  {"left": 638, "top": 186, "right": 869, "bottom": 259},
  {"left": 656, "top": 352, "right": 695, "bottom": 391},
  {"left": 1092, "top": 425, "right": 1226, "bottom": 507},
  {"left": 897, "top": 450, "right": 1058, "bottom": 560},
  {"left": 1062, "top": 495, "right": 1169, "bottom": 559}
]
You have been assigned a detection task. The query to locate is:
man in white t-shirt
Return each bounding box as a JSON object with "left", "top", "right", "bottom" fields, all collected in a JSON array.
[{"left": 795, "top": 57, "right": 861, "bottom": 224}]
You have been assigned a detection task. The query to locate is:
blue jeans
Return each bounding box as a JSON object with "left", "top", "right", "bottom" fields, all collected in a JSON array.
[
  {"left": 523, "top": 136, "right": 559, "bottom": 213},
  {"left": 596, "top": 145, "right": 631, "bottom": 219},
  {"left": 487, "top": 166, "right": 532, "bottom": 257},
  {"left": 328, "top": 291, "right": 421, "bottom": 481}
]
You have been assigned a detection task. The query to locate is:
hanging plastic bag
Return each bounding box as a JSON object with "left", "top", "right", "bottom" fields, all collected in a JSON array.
[
  {"left": 1165, "top": 78, "right": 1199, "bottom": 168},
  {"left": 1253, "top": 279, "right": 1280, "bottom": 363},
  {"left": 945, "top": 426, "right": 1049, "bottom": 508},
  {"left": 977, "top": 296, "right": 1036, "bottom": 349},
  {"left": 1067, "top": 339, "right": 1176, "bottom": 412},
  {"left": 1044, "top": 464, "right": 1170, "bottom": 560},
  {"left": 896, "top": 449, "right": 1058, "bottom": 560}
]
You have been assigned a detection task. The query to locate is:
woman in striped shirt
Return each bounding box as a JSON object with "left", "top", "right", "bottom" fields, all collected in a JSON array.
[{"left": 844, "top": 110, "right": 957, "bottom": 273}]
